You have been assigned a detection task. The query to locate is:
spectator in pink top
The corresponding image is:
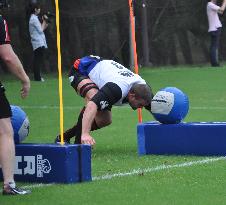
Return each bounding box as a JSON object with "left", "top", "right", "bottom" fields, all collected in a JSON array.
[{"left": 206, "top": 0, "right": 226, "bottom": 67}]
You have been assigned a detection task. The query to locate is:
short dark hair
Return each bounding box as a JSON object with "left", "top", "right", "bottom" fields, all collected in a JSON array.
[
  {"left": 130, "top": 83, "right": 153, "bottom": 106},
  {"left": 29, "top": 2, "right": 41, "bottom": 14}
]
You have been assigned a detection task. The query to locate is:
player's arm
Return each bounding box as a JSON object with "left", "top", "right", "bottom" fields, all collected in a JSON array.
[
  {"left": 0, "top": 44, "right": 30, "bottom": 98},
  {"left": 81, "top": 82, "right": 122, "bottom": 145},
  {"left": 81, "top": 101, "right": 97, "bottom": 145}
]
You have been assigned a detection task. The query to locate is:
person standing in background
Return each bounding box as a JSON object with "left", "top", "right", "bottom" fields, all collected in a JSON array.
[
  {"left": 29, "top": 2, "right": 48, "bottom": 81},
  {"left": 0, "top": 5, "right": 31, "bottom": 195},
  {"left": 206, "top": 0, "right": 226, "bottom": 67}
]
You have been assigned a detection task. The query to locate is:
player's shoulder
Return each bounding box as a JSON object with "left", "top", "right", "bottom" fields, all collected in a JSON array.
[{"left": 29, "top": 14, "right": 38, "bottom": 23}]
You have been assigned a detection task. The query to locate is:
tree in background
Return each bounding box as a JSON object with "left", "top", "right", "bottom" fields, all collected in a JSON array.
[{"left": 1, "top": 0, "right": 226, "bottom": 73}]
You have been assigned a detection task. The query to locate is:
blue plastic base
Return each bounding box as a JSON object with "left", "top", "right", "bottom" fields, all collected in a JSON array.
[
  {"left": 137, "top": 122, "right": 226, "bottom": 156},
  {"left": 0, "top": 144, "right": 91, "bottom": 183}
]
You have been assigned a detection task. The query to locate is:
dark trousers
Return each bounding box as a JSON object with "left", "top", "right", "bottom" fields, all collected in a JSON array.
[
  {"left": 33, "top": 46, "right": 45, "bottom": 81},
  {"left": 209, "top": 28, "right": 221, "bottom": 66}
]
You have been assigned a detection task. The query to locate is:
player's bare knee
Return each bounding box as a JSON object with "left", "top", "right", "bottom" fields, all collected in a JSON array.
[
  {"left": 104, "top": 118, "right": 112, "bottom": 126},
  {"left": 97, "top": 120, "right": 111, "bottom": 129},
  {"left": 97, "top": 116, "right": 112, "bottom": 128}
]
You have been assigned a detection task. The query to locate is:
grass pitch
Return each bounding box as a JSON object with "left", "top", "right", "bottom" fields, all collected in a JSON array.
[{"left": 1, "top": 65, "right": 226, "bottom": 205}]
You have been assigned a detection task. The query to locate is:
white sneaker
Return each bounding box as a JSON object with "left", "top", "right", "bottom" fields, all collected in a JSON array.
[{"left": 3, "top": 183, "right": 31, "bottom": 195}]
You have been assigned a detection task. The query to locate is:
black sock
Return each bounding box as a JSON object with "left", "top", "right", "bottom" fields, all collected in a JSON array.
[
  {"left": 63, "top": 125, "right": 78, "bottom": 141},
  {"left": 58, "top": 107, "right": 85, "bottom": 142}
]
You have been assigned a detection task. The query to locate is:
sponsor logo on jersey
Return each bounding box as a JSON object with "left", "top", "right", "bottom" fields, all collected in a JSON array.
[
  {"left": 69, "top": 76, "right": 74, "bottom": 83},
  {"left": 100, "top": 101, "right": 109, "bottom": 110}
]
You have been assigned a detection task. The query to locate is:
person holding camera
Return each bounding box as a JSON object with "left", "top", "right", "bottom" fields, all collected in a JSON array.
[{"left": 29, "top": 2, "right": 48, "bottom": 81}]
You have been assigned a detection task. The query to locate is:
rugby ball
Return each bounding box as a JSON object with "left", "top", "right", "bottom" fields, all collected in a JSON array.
[
  {"left": 10, "top": 105, "right": 29, "bottom": 144},
  {"left": 151, "top": 87, "right": 189, "bottom": 124}
]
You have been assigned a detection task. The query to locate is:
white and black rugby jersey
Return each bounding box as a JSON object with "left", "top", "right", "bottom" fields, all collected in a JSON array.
[{"left": 88, "top": 60, "right": 146, "bottom": 106}]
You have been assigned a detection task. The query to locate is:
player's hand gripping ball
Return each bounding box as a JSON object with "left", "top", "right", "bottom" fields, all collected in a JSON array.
[
  {"left": 151, "top": 87, "right": 189, "bottom": 124},
  {"left": 10, "top": 105, "right": 30, "bottom": 144}
]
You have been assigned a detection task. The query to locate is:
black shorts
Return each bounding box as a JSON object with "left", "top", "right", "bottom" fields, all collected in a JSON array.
[
  {"left": 91, "top": 82, "right": 122, "bottom": 111},
  {"left": 0, "top": 84, "right": 12, "bottom": 119},
  {"left": 68, "top": 66, "right": 89, "bottom": 91}
]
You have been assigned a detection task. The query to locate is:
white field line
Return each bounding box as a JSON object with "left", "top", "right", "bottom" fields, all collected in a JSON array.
[
  {"left": 20, "top": 105, "right": 226, "bottom": 110},
  {"left": 2, "top": 156, "right": 224, "bottom": 191},
  {"left": 92, "top": 156, "right": 226, "bottom": 180}
]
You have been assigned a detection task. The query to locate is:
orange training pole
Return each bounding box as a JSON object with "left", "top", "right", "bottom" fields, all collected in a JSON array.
[{"left": 128, "top": 0, "right": 142, "bottom": 123}]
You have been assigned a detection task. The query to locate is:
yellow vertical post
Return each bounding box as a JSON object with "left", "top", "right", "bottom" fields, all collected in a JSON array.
[{"left": 55, "top": 0, "right": 64, "bottom": 144}]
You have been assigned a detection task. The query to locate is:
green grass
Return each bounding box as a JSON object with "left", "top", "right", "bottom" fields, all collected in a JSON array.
[{"left": 1, "top": 65, "right": 226, "bottom": 204}]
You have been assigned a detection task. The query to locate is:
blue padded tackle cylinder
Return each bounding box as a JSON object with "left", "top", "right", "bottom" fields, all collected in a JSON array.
[
  {"left": 137, "top": 122, "right": 226, "bottom": 156},
  {"left": 0, "top": 144, "right": 92, "bottom": 183}
]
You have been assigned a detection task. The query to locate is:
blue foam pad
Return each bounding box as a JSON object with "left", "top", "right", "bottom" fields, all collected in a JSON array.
[
  {"left": 0, "top": 144, "right": 91, "bottom": 183},
  {"left": 137, "top": 122, "right": 226, "bottom": 156}
]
